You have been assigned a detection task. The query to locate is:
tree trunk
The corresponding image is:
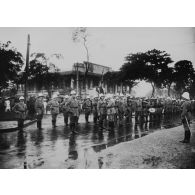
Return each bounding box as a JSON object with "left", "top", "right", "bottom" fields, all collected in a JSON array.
[
  {"left": 151, "top": 82, "right": 155, "bottom": 97},
  {"left": 167, "top": 84, "right": 171, "bottom": 96}
]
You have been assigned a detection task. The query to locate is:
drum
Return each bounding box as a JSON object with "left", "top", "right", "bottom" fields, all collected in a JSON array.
[{"left": 149, "top": 108, "right": 156, "bottom": 113}]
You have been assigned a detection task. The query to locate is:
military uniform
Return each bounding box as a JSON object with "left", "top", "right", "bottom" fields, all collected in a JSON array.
[
  {"left": 61, "top": 98, "right": 70, "bottom": 126},
  {"left": 35, "top": 98, "right": 44, "bottom": 129},
  {"left": 13, "top": 101, "right": 27, "bottom": 130},
  {"left": 47, "top": 98, "right": 60, "bottom": 128},
  {"left": 92, "top": 98, "right": 99, "bottom": 123},
  {"left": 125, "top": 98, "right": 133, "bottom": 123},
  {"left": 107, "top": 98, "right": 116, "bottom": 129},
  {"left": 97, "top": 98, "right": 107, "bottom": 128},
  {"left": 181, "top": 100, "right": 191, "bottom": 142},
  {"left": 67, "top": 97, "right": 79, "bottom": 133},
  {"left": 82, "top": 98, "right": 92, "bottom": 123}
]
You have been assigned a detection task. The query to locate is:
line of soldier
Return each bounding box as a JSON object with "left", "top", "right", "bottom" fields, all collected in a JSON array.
[{"left": 12, "top": 91, "right": 195, "bottom": 137}]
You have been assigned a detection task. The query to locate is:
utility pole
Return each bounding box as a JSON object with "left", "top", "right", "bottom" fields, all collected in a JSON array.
[
  {"left": 74, "top": 63, "right": 79, "bottom": 95},
  {"left": 24, "top": 34, "right": 30, "bottom": 103}
]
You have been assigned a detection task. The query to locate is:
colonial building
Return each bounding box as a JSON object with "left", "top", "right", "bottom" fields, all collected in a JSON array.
[{"left": 17, "top": 62, "right": 129, "bottom": 97}]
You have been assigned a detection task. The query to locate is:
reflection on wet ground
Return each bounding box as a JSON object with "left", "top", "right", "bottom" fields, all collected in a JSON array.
[{"left": 0, "top": 113, "right": 194, "bottom": 168}]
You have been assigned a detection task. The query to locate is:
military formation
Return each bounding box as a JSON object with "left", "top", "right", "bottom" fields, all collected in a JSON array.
[{"left": 7, "top": 90, "right": 194, "bottom": 143}]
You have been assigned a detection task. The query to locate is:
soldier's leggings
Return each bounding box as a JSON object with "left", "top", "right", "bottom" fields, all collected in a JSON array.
[
  {"left": 63, "top": 112, "right": 69, "bottom": 125},
  {"left": 70, "top": 115, "right": 77, "bottom": 131},
  {"left": 182, "top": 118, "right": 190, "bottom": 132},
  {"left": 93, "top": 112, "right": 98, "bottom": 123},
  {"left": 99, "top": 114, "right": 106, "bottom": 127},
  {"left": 85, "top": 111, "right": 90, "bottom": 122},
  {"left": 18, "top": 119, "right": 24, "bottom": 129}
]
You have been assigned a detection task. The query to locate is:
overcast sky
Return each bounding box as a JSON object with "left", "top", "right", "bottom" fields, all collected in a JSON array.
[{"left": 0, "top": 27, "right": 195, "bottom": 71}]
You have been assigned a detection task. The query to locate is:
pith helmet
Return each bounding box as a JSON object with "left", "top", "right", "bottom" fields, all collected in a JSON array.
[
  {"left": 19, "top": 96, "right": 24, "bottom": 100},
  {"left": 52, "top": 94, "right": 58, "bottom": 99},
  {"left": 38, "top": 93, "right": 44, "bottom": 98},
  {"left": 182, "top": 92, "right": 190, "bottom": 100},
  {"left": 70, "top": 90, "right": 76, "bottom": 95}
]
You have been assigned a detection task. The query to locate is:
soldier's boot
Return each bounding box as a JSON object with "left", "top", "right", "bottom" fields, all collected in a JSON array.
[
  {"left": 181, "top": 131, "right": 191, "bottom": 143},
  {"left": 180, "top": 131, "right": 189, "bottom": 143},
  {"left": 71, "top": 124, "right": 78, "bottom": 134}
]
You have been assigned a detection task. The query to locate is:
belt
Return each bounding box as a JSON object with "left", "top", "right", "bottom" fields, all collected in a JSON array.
[{"left": 70, "top": 107, "right": 78, "bottom": 108}]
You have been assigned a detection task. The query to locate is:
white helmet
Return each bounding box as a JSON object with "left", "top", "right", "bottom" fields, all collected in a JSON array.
[
  {"left": 19, "top": 96, "right": 24, "bottom": 100},
  {"left": 38, "top": 93, "right": 44, "bottom": 98},
  {"left": 86, "top": 96, "right": 90, "bottom": 99},
  {"left": 99, "top": 93, "right": 105, "bottom": 98},
  {"left": 182, "top": 92, "right": 190, "bottom": 100},
  {"left": 70, "top": 90, "right": 76, "bottom": 95},
  {"left": 52, "top": 94, "right": 58, "bottom": 99},
  {"left": 64, "top": 95, "right": 69, "bottom": 99}
]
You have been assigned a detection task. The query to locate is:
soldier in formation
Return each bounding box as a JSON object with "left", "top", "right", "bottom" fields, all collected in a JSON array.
[
  {"left": 13, "top": 96, "right": 27, "bottom": 130},
  {"left": 35, "top": 93, "right": 44, "bottom": 130},
  {"left": 47, "top": 94, "right": 60, "bottom": 128}
]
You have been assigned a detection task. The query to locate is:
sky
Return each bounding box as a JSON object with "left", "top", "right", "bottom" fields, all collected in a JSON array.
[{"left": 0, "top": 27, "right": 195, "bottom": 71}]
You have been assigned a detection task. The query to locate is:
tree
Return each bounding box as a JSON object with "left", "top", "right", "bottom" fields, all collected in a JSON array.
[
  {"left": 27, "top": 53, "right": 62, "bottom": 96},
  {"left": 0, "top": 41, "right": 24, "bottom": 92},
  {"left": 144, "top": 49, "right": 173, "bottom": 96},
  {"left": 120, "top": 49, "right": 173, "bottom": 97},
  {"left": 72, "top": 27, "right": 90, "bottom": 95},
  {"left": 173, "top": 60, "right": 194, "bottom": 96}
]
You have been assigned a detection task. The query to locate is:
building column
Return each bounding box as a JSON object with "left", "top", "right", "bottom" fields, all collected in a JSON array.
[
  {"left": 115, "top": 84, "right": 117, "bottom": 94},
  {"left": 105, "top": 82, "right": 108, "bottom": 94},
  {"left": 71, "top": 77, "right": 74, "bottom": 89},
  {"left": 90, "top": 79, "right": 93, "bottom": 89},
  {"left": 120, "top": 83, "right": 123, "bottom": 94}
]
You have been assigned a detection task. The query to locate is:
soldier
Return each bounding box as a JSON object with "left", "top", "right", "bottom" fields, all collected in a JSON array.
[
  {"left": 135, "top": 98, "right": 142, "bottom": 123},
  {"left": 142, "top": 98, "right": 149, "bottom": 123},
  {"left": 47, "top": 94, "right": 60, "bottom": 128},
  {"left": 180, "top": 92, "right": 191, "bottom": 143},
  {"left": 60, "top": 95, "right": 70, "bottom": 126},
  {"left": 115, "top": 94, "right": 125, "bottom": 126},
  {"left": 67, "top": 90, "right": 79, "bottom": 134},
  {"left": 82, "top": 96, "right": 92, "bottom": 123},
  {"left": 107, "top": 94, "right": 116, "bottom": 130},
  {"left": 97, "top": 94, "right": 107, "bottom": 129},
  {"left": 76, "top": 95, "right": 82, "bottom": 125},
  {"left": 35, "top": 93, "right": 44, "bottom": 130},
  {"left": 92, "top": 95, "right": 99, "bottom": 124},
  {"left": 13, "top": 96, "right": 27, "bottom": 130}
]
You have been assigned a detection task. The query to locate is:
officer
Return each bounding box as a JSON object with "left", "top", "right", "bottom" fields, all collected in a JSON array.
[
  {"left": 60, "top": 95, "right": 70, "bottom": 126},
  {"left": 82, "top": 96, "right": 92, "bottom": 123},
  {"left": 35, "top": 93, "right": 44, "bottom": 130},
  {"left": 67, "top": 90, "right": 79, "bottom": 134},
  {"left": 92, "top": 95, "right": 99, "bottom": 124},
  {"left": 47, "top": 94, "right": 60, "bottom": 128},
  {"left": 97, "top": 94, "right": 107, "bottom": 129},
  {"left": 180, "top": 92, "right": 191, "bottom": 143},
  {"left": 13, "top": 96, "right": 27, "bottom": 130}
]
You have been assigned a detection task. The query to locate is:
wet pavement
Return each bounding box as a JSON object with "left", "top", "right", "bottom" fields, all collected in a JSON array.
[{"left": 0, "top": 113, "right": 194, "bottom": 169}]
